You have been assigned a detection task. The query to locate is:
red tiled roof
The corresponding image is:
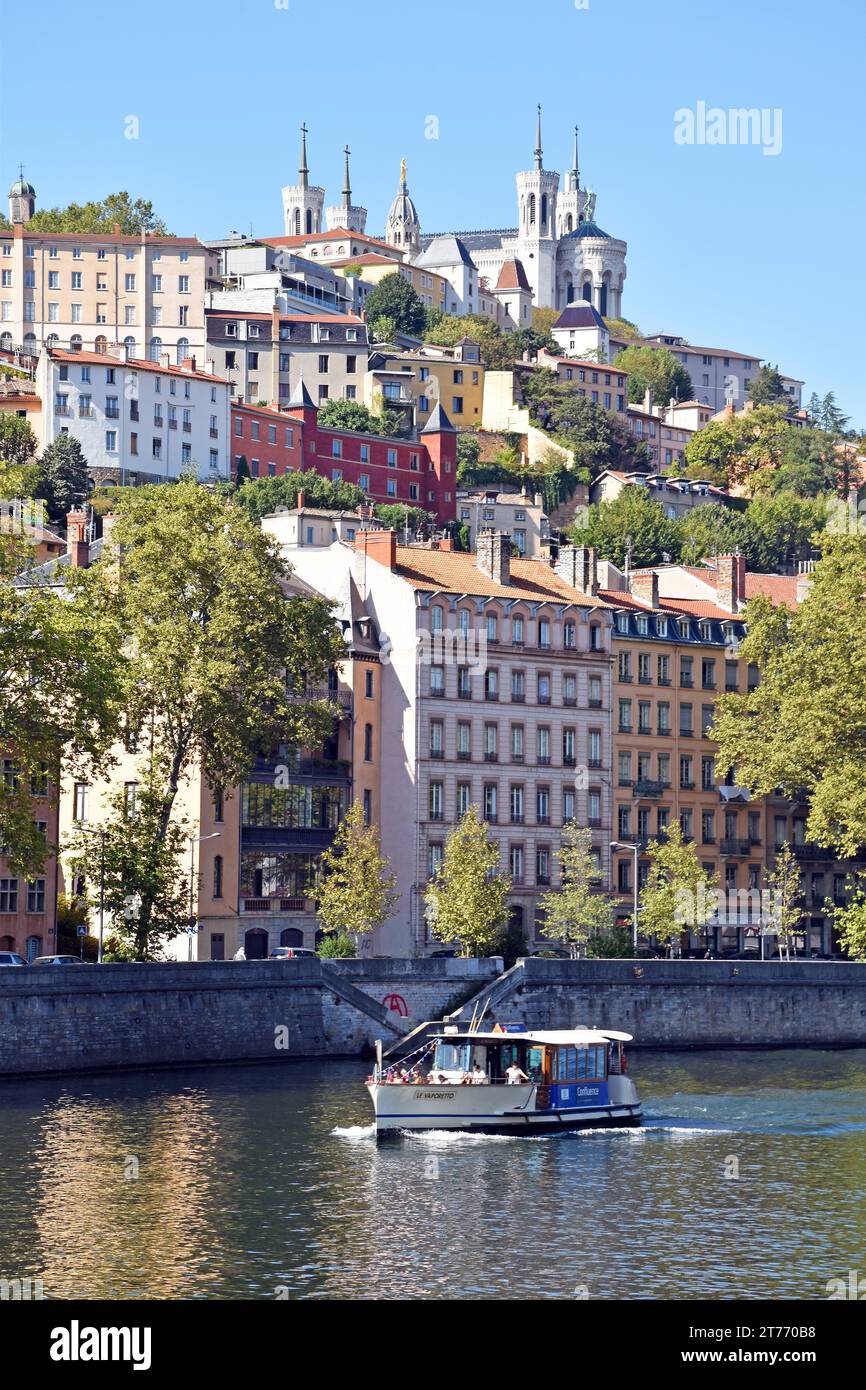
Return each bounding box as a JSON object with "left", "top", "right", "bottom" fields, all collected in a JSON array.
[
  {"left": 47, "top": 348, "right": 228, "bottom": 385},
  {"left": 744, "top": 574, "right": 799, "bottom": 609},
  {"left": 495, "top": 258, "right": 531, "bottom": 292},
  {"left": 393, "top": 546, "right": 613, "bottom": 607}
]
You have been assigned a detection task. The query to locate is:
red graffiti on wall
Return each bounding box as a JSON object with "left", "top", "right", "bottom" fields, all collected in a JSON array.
[{"left": 383, "top": 992, "right": 408, "bottom": 1017}]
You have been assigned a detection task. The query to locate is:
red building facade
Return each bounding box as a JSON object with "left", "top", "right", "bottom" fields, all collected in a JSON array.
[{"left": 231, "top": 396, "right": 458, "bottom": 525}]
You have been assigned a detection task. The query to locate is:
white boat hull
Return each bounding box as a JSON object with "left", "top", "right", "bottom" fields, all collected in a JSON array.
[{"left": 367, "top": 1075, "right": 642, "bottom": 1135}]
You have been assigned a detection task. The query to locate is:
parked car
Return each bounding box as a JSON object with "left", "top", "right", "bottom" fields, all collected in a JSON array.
[
  {"left": 32, "top": 955, "right": 86, "bottom": 966},
  {"left": 430, "top": 949, "right": 458, "bottom": 959},
  {"left": 268, "top": 946, "right": 317, "bottom": 960},
  {"left": 0, "top": 951, "right": 27, "bottom": 967}
]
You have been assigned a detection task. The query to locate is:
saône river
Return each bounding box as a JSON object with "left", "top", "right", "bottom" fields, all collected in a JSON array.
[{"left": 1, "top": 1049, "right": 864, "bottom": 1300}]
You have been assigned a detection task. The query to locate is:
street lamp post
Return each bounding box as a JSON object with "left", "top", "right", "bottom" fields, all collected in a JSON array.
[
  {"left": 187, "top": 832, "right": 220, "bottom": 961},
  {"left": 610, "top": 840, "right": 639, "bottom": 954}
]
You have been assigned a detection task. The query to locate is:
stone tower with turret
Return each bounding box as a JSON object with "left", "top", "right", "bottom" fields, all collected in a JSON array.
[
  {"left": 514, "top": 107, "right": 559, "bottom": 307},
  {"left": 8, "top": 168, "right": 36, "bottom": 224},
  {"left": 281, "top": 125, "right": 325, "bottom": 237},
  {"left": 384, "top": 159, "right": 421, "bottom": 257},
  {"left": 325, "top": 146, "right": 367, "bottom": 233}
]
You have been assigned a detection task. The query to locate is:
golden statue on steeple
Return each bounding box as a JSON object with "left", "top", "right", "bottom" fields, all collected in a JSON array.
[{"left": 400, "top": 157, "right": 407, "bottom": 186}]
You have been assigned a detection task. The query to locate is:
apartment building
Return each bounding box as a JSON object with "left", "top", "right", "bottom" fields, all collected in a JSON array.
[
  {"left": 590, "top": 471, "right": 733, "bottom": 518},
  {"left": 288, "top": 531, "right": 615, "bottom": 954},
  {"left": 328, "top": 252, "right": 449, "bottom": 313},
  {"left": 36, "top": 347, "right": 231, "bottom": 485},
  {"left": 456, "top": 488, "right": 550, "bottom": 557},
  {"left": 207, "top": 308, "right": 368, "bottom": 408},
  {"left": 1, "top": 216, "right": 216, "bottom": 365},
  {"left": 231, "top": 394, "right": 458, "bottom": 525},
  {"left": 0, "top": 756, "right": 58, "bottom": 961},
  {"left": 608, "top": 331, "right": 803, "bottom": 413},
  {"left": 365, "top": 339, "right": 485, "bottom": 431},
  {"left": 536, "top": 352, "right": 629, "bottom": 415}
]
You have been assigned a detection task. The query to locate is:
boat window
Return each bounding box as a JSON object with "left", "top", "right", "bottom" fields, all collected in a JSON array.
[
  {"left": 526, "top": 1046, "right": 544, "bottom": 1081},
  {"left": 555, "top": 1047, "right": 578, "bottom": 1081},
  {"left": 434, "top": 1042, "right": 470, "bottom": 1072}
]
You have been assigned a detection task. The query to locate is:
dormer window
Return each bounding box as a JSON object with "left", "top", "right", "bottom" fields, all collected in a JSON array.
[
  {"left": 656, "top": 617, "right": 668, "bottom": 637},
  {"left": 700, "top": 621, "right": 712, "bottom": 641},
  {"left": 636, "top": 615, "right": 648, "bottom": 635}
]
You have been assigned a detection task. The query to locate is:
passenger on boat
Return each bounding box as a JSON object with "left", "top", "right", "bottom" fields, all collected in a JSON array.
[
  {"left": 505, "top": 1062, "right": 529, "bottom": 1084},
  {"left": 470, "top": 1063, "right": 488, "bottom": 1084}
]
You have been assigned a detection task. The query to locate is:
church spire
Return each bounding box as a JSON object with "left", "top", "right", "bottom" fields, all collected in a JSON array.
[
  {"left": 342, "top": 144, "right": 352, "bottom": 208},
  {"left": 571, "top": 125, "right": 580, "bottom": 190},
  {"left": 299, "top": 123, "right": 309, "bottom": 189},
  {"left": 534, "top": 104, "right": 543, "bottom": 170}
]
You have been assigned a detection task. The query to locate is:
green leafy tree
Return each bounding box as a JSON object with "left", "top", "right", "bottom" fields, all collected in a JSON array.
[
  {"left": 575, "top": 485, "right": 680, "bottom": 568},
  {"left": 540, "top": 823, "right": 616, "bottom": 956},
  {"left": 233, "top": 469, "right": 365, "bottom": 523},
  {"left": 748, "top": 363, "right": 788, "bottom": 406},
  {"left": 712, "top": 534, "right": 866, "bottom": 860},
  {"left": 763, "top": 425, "right": 840, "bottom": 497},
  {"left": 425, "top": 806, "right": 510, "bottom": 957},
  {"left": 2, "top": 191, "right": 168, "bottom": 236},
  {"left": 0, "top": 414, "right": 39, "bottom": 470},
  {"left": 519, "top": 368, "right": 647, "bottom": 477},
  {"left": 369, "top": 314, "right": 397, "bottom": 343},
  {"left": 317, "top": 932, "right": 358, "bottom": 958},
  {"left": 603, "top": 316, "right": 641, "bottom": 340},
  {"left": 455, "top": 433, "right": 481, "bottom": 478},
  {"left": 613, "top": 345, "right": 693, "bottom": 407},
  {"left": 764, "top": 841, "right": 803, "bottom": 957},
  {"left": 675, "top": 503, "right": 750, "bottom": 566},
  {"left": 374, "top": 503, "right": 435, "bottom": 536},
  {"left": 234, "top": 454, "right": 251, "bottom": 489},
  {"left": 318, "top": 397, "right": 402, "bottom": 438},
  {"left": 423, "top": 313, "right": 517, "bottom": 370},
  {"left": 315, "top": 801, "right": 398, "bottom": 943},
  {"left": 818, "top": 392, "right": 850, "bottom": 434},
  {"left": 639, "top": 823, "right": 719, "bottom": 949},
  {"left": 362, "top": 273, "right": 426, "bottom": 336},
  {"left": 66, "top": 781, "right": 191, "bottom": 960},
  {"left": 0, "top": 568, "right": 122, "bottom": 874},
  {"left": 827, "top": 875, "right": 866, "bottom": 960},
  {"left": 73, "top": 480, "right": 344, "bottom": 932},
  {"left": 683, "top": 406, "right": 793, "bottom": 491},
  {"left": 34, "top": 435, "right": 90, "bottom": 524},
  {"left": 738, "top": 491, "right": 826, "bottom": 572}
]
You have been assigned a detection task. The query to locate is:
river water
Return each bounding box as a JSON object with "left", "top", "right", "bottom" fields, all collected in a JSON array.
[{"left": 1, "top": 1049, "right": 864, "bottom": 1301}]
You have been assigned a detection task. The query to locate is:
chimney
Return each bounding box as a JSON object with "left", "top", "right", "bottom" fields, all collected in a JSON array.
[
  {"left": 357, "top": 528, "right": 397, "bottom": 572},
  {"left": 476, "top": 530, "right": 511, "bottom": 585},
  {"left": 297, "top": 489, "right": 306, "bottom": 511},
  {"left": 438, "top": 536, "right": 454, "bottom": 552},
  {"left": 555, "top": 544, "right": 597, "bottom": 597},
  {"left": 796, "top": 560, "right": 815, "bottom": 605},
  {"left": 182, "top": 355, "right": 196, "bottom": 373},
  {"left": 716, "top": 552, "right": 746, "bottom": 612},
  {"left": 629, "top": 570, "right": 659, "bottom": 608},
  {"left": 66, "top": 508, "right": 89, "bottom": 568},
  {"left": 643, "top": 386, "right": 654, "bottom": 414}
]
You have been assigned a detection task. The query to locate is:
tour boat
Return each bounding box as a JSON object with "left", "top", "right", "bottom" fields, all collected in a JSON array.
[{"left": 366, "top": 1023, "right": 641, "bottom": 1135}]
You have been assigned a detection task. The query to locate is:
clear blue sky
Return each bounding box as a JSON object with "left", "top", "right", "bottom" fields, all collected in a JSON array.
[{"left": 2, "top": 0, "right": 864, "bottom": 423}]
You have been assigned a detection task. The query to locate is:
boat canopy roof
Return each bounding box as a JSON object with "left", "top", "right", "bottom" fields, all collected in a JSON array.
[{"left": 433, "top": 1028, "right": 632, "bottom": 1046}]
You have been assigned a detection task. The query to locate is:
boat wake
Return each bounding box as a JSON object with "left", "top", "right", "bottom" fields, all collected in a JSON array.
[{"left": 331, "top": 1123, "right": 377, "bottom": 1141}]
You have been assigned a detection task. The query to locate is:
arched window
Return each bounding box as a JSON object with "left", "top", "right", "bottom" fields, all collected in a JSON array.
[
  {"left": 69, "top": 334, "right": 83, "bottom": 352},
  {"left": 564, "top": 620, "right": 576, "bottom": 650},
  {"left": 45, "top": 333, "right": 59, "bottom": 348},
  {"left": 293, "top": 208, "right": 301, "bottom": 235},
  {"left": 176, "top": 337, "right": 189, "bottom": 365},
  {"left": 95, "top": 335, "right": 108, "bottom": 354},
  {"left": 566, "top": 213, "right": 573, "bottom": 233},
  {"left": 123, "top": 335, "right": 136, "bottom": 359},
  {"left": 213, "top": 855, "right": 223, "bottom": 899},
  {"left": 528, "top": 193, "right": 536, "bottom": 226},
  {"left": 0, "top": 332, "right": 12, "bottom": 352},
  {"left": 24, "top": 332, "right": 37, "bottom": 353},
  {"left": 567, "top": 282, "right": 575, "bottom": 304},
  {"left": 589, "top": 622, "right": 601, "bottom": 651},
  {"left": 540, "top": 193, "right": 547, "bottom": 229},
  {"left": 305, "top": 208, "right": 313, "bottom": 235},
  {"left": 582, "top": 282, "right": 592, "bottom": 303},
  {"left": 280, "top": 927, "right": 304, "bottom": 947},
  {"left": 599, "top": 281, "right": 608, "bottom": 316},
  {"left": 148, "top": 336, "right": 162, "bottom": 362}
]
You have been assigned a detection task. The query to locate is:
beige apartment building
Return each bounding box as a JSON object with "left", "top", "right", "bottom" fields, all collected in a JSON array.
[{"left": 2, "top": 182, "right": 217, "bottom": 365}]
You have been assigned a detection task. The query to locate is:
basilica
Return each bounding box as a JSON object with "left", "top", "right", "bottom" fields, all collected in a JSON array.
[{"left": 280, "top": 109, "right": 627, "bottom": 317}]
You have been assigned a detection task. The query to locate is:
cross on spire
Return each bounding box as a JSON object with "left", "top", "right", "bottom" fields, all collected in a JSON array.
[
  {"left": 534, "top": 104, "right": 543, "bottom": 170},
  {"left": 342, "top": 144, "right": 352, "bottom": 205},
  {"left": 299, "top": 123, "right": 309, "bottom": 187}
]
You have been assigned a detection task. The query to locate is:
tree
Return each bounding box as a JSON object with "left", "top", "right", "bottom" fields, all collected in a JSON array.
[
  {"left": 363, "top": 273, "right": 426, "bottom": 337},
  {"left": 639, "top": 823, "right": 719, "bottom": 949},
  {"left": 818, "top": 392, "right": 850, "bottom": 435},
  {"left": 425, "top": 806, "right": 510, "bottom": 956},
  {"left": 575, "top": 485, "right": 680, "bottom": 568},
  {"left": 520, "top": 368, "right": 647, "bottom": 477},
  {"left": 232, "top": 469, "right": 365, "bottom": 523},
  {"left": 712, "top": 534, "right": 866, "bottom": 859},
  {"left": 683, "top": 406, "right": 791, "bottom": 490},
  {"left": 764, "top": 841, "right": 803, "bottom": 958},
  {"left": 612, "top": 345, "right": 693, "bottom": 407},
  {"left": 737, "top": 491, "right": 826, "bottom": 572},
  {"left": 315, "top": 801, "right": 398, "bottom": 943},
  {"left": 675, "top": 503, "right": 750, "bottom": 567},
  {"left": 34, "top": 435, "right": 90, "bottom": 524},
  {"left": 317, "top": 397, "right": 402, "bottom": 438},
  {"left": 603, "top": 316, "right": 641, "bottom": 341},
  {"left": 540, "top": 823, "right": 616, "bottom": 956},
  {"left": 234, "top": 454, "right": 251, "bottom": 489},
  {"left": 827, "top": 875, "right": 866, "bottom": 960},
  {"left": 374, "top": 503, "right": 435, "bottom": 537},
  {"left": 424, "top": 313, "right": 518, "bottom": 370},
  {"left": 73, "top": 480, "right": 345, "bottom": 933},
  {"left": 748, "top": 363, "right": 788, "bottom": 406},
  {"left": 1, "top": 192, "right": 168, "bottom": 236},
  {"left": 0, "top": 414, "right": 39, "bottom": 470},
  {"left": 0, "top": 569, "right": 122, "bottom": 874},
  {"left": 66, "top": 781, "right": 191, "bottom": 960},
  {"left": 369, "top": 314, "right": 397, "bottom": 344},
  {"left": 456, "top": 433, "right": 481, "bottom": 477}
]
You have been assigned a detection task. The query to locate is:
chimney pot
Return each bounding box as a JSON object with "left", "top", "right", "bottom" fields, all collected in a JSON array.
[
  {"left": 628, "top": 570, "right": 659, "bottom": 608},
  {"left": 475, "top": 530, "right": 511, "bottom": 585},
  {"left": 555, "top": 544, "right": 597, "bottom": 597}
]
